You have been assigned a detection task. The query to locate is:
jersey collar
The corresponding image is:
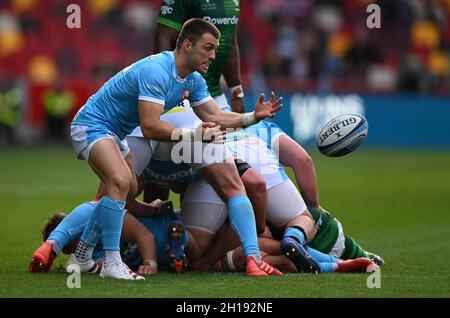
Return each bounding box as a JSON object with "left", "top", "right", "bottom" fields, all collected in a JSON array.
[{"left": 170, "top": 51, "right": 187, "bottom": 84}]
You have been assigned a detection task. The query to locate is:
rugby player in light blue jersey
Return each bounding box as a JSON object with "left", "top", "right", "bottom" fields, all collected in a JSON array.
[
  {"left": 30, "top": 200, "right": 192, "bottom": 276},
  {"left": 47, "top": 18, "right": 283, "bottom": 280}
]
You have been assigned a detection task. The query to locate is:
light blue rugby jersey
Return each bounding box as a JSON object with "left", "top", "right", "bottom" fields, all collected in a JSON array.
[
  {"left": 140, "top": 112, "right": 289, "bottom": 186},
  {"left": 93, "top": 206, "right": 188, "bottom": 271},
  {"left": 239, "top": 120, "right": 285, "bottom": 151},
  {"left": 120, "top": 207, "right": 188, "bottom": 271},
  {"left": 72, "top": 51, "right": 212, "bottom": 140},
  {"left": 225, "top": 121, "right": 289, "bottom": 188}
]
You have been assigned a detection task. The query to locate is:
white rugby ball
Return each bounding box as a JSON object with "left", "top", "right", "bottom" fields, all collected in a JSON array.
[{"left": 317, "top": 114, "right": 368, "bottom": 157}]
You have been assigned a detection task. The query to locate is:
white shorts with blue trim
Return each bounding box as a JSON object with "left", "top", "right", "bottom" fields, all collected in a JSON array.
[
  {"left": 180, "top": 179, "right": 307, "bottom": 234},
  {"left": 71, "top": 124, "right": 130, "bottom": 161}
]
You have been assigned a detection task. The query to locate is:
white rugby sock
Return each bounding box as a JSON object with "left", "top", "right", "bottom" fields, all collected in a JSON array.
[
  {"left": 104, "top": 250, "right": 121, "bottom": 266},
  {"left": 73, "top": 240, "right": 94, "bottom": 262},
  {"left": 249, "top": 253, "right": 262, "bottom": 263}
]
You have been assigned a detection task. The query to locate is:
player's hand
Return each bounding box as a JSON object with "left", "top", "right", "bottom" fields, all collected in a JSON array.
[
  {"left": 254, "top": 92, "right": 283, "bottom": 121},
  {"left": 149, "top": 199, "right": 172, "bottom": 216},
  {"left": 231, "top": 94, "right": 246, "bottom": 113},
  {"left": 137, "top": 264, "right": 157, "bottom": 275},
  {"left": 195, "top": 122, "right": 226, "bottom": 144}
]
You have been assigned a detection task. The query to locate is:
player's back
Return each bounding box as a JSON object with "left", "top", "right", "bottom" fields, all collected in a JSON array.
[{"left": 225, "top": 125, "right": 289, "bottom": 189}]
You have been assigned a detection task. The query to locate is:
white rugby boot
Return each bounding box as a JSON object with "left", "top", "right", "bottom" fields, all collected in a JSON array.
[{"left": 100, "top": 259, "right": 144, "bottom": 280}]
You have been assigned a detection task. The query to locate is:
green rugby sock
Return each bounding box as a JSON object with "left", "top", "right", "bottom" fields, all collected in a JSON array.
[{"left": 342, "top": 235, "right": 367, "bottom": 259}]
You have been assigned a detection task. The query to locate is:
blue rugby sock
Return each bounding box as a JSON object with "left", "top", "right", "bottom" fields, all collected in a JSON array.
[
  {"left": 100, "top": 196, "right": 126, "bottom": 251},
  {"left": 79, "top": 200, "right": 103, "bottom": 247},
  {"left": 48, "top": 202, "right": 96, "bottom": 254},
  {"left": 227, "top": 194, "right": 260, "bottom": 257},
  {"left": 318, "top": 262, "right": 338, "bottom": 273},
  {"left": 306, "top": 246, "right": 341, "bottom": 263},
  {"left": 283, "top": 226, "right": 307, "bottom": 245}
]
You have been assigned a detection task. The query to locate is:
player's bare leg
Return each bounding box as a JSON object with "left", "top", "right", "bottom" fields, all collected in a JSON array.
[
  {"left": 189, "top": 224, "right": 240, "bottom": 271},
  {"left": 184, "top": 227, "right": 216, "bottom": 263},
  {"left": 199, "top": 162, "right": 282, "bottom": 276},
  {"left": 69, "top": 139, "right": 143, "bottom": 280},
  {"left": 212, "top": 247, "right": 297, "bottom": 273},
  {"left": 241, "top": 168, "right": 267, "bottom": 234}
]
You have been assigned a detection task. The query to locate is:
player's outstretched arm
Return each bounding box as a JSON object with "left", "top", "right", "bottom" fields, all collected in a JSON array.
[
  {"left": 121, "top": 213, "right": 158, "bottom": 275},
  {"left": 193, "top": 92, "right": 283, "bottom": 129},
  {"left": 274, "top": 135, "right": 320, "bottom": 208}
]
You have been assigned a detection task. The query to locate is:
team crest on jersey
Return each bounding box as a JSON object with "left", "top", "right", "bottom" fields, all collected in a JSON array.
[
  {"left": 181, "top": 90, "right": 192, "bottom": 100},
  {"left": 163, "top": 0, "right": 174, "bottom": 5},
  {"left": 233, "top": 0, "right": 239, "bottom": 7}
]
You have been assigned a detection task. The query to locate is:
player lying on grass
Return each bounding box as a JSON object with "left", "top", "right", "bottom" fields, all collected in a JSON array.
[
  {"left": 30, "top": 198, "right": 376, "bottom": 275},
  {"left": 29, "top": 199, "right": 191, "bottom": 275},
  {"left": 203, "top": 227, "right": 377, "bottom": 274}
]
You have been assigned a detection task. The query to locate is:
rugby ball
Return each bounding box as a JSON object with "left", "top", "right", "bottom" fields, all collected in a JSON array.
[{"left": 317, "top": 114, "right": 368, "bottom": 157}]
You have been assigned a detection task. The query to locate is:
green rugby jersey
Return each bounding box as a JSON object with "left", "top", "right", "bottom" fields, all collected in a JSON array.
[{"left": 158, "top": 0, "right": 242, "bottom": 97}]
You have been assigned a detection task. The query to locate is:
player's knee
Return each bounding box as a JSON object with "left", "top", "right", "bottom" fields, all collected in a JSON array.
[
  {"left": 222, "top": 175, "right": 246, "bottom": 199},
  {"left": 222, "top": 183, "right": 245, "bottom": 200},
  {"left": 242, "top": 169, "right": 266, "bottom": 196},
  {"left": 220, "top": 167, "right": 246, "bottom": 197},
  {"left": 108, "top": 172, "right": 132, "bottom": 195},
  {"left": 202, "top": 163, "right": 245, "bottom": 199}
]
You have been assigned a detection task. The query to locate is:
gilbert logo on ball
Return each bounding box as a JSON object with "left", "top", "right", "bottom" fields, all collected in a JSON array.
[{"left": 317, "top": 114, "right": 368, "bottom": 157}]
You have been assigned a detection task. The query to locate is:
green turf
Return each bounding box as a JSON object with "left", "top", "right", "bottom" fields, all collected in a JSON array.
[{"left": 1, "top": 146, "right": 450, "bottom": 297}]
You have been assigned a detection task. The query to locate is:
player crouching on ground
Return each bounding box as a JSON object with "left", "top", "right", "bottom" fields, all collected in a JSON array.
[{"left": 29, "top": 199, "right": 191, "bottom": 276}]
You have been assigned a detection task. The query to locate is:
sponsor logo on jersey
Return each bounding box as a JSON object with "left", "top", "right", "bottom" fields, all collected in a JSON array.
[
  {"left": 202, "top": 1, "right": 217, "bottom": 10},
  {"left": 203, "top": 16, "right": 239, "bottom": 25},
  {"left": 147, "top": 84, "right": 163, "bottom": 94},
  {"left": 146, "top": 167, "right": 193, "bottom": 182},
  {"left": 161, "top": 5, "right": 173, "bottom": 15}
]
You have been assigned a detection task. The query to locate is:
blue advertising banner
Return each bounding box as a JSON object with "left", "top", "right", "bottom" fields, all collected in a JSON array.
[{"left": 245, "top": 93, "right": 450, "bottom": 148}]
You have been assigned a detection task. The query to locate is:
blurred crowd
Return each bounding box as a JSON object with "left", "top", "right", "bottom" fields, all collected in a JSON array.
[
  {"left": 0, "top": 0, "right": 159, "bottom": 84},
  {"left": 1, "top": 0, "right": 450, "bottom": 91},
  {"left": 0, "top": 0, "right": 450, "bottom": 143},
  {"left": 239, "top": 0, "right": 450, "bottom": 94}
]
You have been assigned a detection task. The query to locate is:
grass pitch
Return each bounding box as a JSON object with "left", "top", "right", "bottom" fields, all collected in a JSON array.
[{"left": 1, "top": 146, "right": 449, "bottom": 298}]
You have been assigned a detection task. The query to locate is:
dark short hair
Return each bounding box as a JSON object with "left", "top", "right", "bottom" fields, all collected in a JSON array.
[
  {"left": 176, "top": 18, "right": 221, "bottom": 49},
  {"left": 41, "top": 212, "right": 66, "bottom": 242}
]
